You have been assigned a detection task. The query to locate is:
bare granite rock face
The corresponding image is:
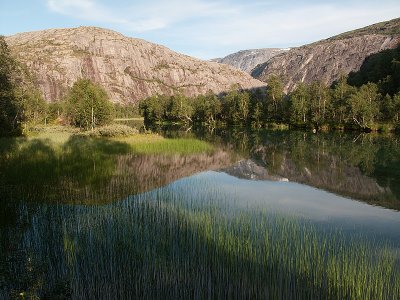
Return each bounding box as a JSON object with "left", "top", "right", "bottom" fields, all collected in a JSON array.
[
  {"left": 6, "top": 27, "right": 266, "bottom": 103},
  {"left": 251, "top": 18, "right": 400, "bottom": 92},
  {"left": 216, "top": 48, "right": 289, "bottom": 73}
]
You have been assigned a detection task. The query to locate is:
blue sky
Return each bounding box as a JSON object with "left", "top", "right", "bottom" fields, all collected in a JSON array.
[{"left": 1, "top": 0, "right": 399, "bottom": 59}]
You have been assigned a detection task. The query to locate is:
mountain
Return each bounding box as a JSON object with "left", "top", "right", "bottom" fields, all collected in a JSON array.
[
  {"left": 215, "top": 48, "right": 289, "bottom": 73},
  {"left": 251, "top": 18, "right": 400, "bottom": 92},
  {"left": 5, "top": 27, "right": 265, "bottom": 103}
]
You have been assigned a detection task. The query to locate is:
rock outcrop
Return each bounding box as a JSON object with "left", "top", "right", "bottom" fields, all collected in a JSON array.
[
  {"left": 251, "top": 18, "right": 400, "bottom": 92},
  {"left": 216, "top": 48, "right": 288, "bottom": 73},
  {"left": 6, "top": 27, "right": 265, "bottom": 103}
]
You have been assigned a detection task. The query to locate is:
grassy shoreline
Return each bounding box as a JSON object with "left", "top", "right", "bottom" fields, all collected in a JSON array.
[{"left": 18, "top": 124, "right": 214, "bottom": 155}]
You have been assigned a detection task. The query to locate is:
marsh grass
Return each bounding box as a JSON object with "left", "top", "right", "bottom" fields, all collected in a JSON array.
[
  {"left": 3, "top": 180, "right": 399, "bottom": 299},
  {"left": 119, "top": 136, "right": 214, "bottom": 155}
]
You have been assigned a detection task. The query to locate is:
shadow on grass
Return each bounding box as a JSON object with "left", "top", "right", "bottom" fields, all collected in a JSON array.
[{"left": 0, "top": 136, "right": 131, "bottom": 204}]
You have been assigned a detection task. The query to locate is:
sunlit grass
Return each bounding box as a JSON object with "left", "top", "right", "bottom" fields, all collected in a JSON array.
[
  {"left": 117, "top": 135, "right": 214, "bottom": 155},
  {"left": 21, "top": 126, "right": 214, "bottom": 155}
]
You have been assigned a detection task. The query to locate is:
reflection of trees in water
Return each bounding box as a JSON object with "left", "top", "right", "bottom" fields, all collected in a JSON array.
[
  {"left": 0, "top": 136, "right": 235, "bottom": 205},
  {"left": 0, "top": 136, "right": 130, "bottom": 204},
  {"left": 2, "top": 129, "right": 398, "bottom": 208}
]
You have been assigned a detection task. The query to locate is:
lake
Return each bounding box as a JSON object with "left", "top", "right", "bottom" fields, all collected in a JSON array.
[{"left": 0, "top": 129, "right": 399, "bottom": 299}]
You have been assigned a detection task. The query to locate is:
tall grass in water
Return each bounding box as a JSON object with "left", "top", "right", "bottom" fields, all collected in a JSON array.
[
  {"left": 120, "top": 136, "right": 214, "bottom": 155},
  {"left": 5, "top": 181, "right": 399, "bottom": 299}
]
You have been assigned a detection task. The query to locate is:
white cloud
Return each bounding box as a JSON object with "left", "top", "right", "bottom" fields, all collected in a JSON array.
[
  {"left": 46, "top": 0, "right": 232, "bottom": 32},
  {"left": 47, "top": 0, "right": 166, "bottom": 31}
]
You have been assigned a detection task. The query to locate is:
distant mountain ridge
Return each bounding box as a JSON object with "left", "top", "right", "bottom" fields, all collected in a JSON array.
[
  {"left": 251, "top": 18, "right": 400, "bottom": 92},
  {"left": 215, "top": 48, "right": 289, "bottom": 73},
  {"left": 5, "top": 27, "right": 265, "bottom": 103}
]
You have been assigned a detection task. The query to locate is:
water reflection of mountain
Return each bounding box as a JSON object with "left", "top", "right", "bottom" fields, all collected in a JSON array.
[
  {"left": 221, "top": 159, "right": 289, "bottom": 182},
  {"left": 111, "top": 151, "right": 235, "bottom": 201},
  {"left": 222, "top": 158, "right": 395, "bottom": 209},
  {"left": 210, "top": 130, "right": 400, "bottom": 211}
]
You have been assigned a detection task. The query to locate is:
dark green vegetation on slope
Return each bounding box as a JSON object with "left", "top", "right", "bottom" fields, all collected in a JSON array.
[{"left": 348, "top": 44, "right": 400, "bottom": 96}]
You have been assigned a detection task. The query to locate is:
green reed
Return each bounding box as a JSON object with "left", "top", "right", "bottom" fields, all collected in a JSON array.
[
  {"left": 124, "top": 137, "right": 214, "bottom": 155},
  {"left": 4, "top": 180, "right": 398, "bottom": 299}
]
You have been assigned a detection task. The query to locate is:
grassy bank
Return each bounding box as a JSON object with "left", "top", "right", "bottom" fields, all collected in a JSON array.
[{"left": 22, "top": 125, "right": 214, "bottom": 155}]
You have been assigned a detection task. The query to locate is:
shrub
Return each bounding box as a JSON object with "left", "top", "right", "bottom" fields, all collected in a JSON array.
[{"left": 90, "top": 124, "right": 138, "bottom": 137}]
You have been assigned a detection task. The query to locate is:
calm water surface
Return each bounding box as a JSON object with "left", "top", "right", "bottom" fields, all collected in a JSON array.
[{"left": 1, "top": 129, "right": 399, "bottom": 299}]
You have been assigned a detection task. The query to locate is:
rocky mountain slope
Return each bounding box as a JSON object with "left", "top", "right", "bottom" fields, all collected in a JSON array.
[
  {"left": 251, "top": 18, "right": 400, "bottom": 92},
  {"left": 216, "top": 48, "right": 288, "bottom": 73},
  {"left": 5, "top": 27, "right": 265, "bottom": 103}
]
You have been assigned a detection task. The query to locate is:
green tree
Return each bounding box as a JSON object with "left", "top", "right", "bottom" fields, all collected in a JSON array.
[
  {"left": 251, "top": 101, "right": 263, "bottom": 128},
  {"left": 308, "top": 81, "right": 330, "bottom": 127},
  {"left": 349, "top": 82, "right": 380, "bottom": 129},
  {"left": 0, "top": 36, "right": 22, "bottom": 135},
  {"left": 330, "top": 75, "right": 356, "bottom": 125},
  {"left": 290, "top": 83, "right": 309, "bottom": 124},
  {"left": 266, "top": 75, "right": 284, "bottom": 121},
  {"left": 383, "top": 92, "right": 400, "bottom": 123},
  {"left": 393, "top": 92, "right": 400, "bottom": 123},
  {"left": 113, "top": 103, "right": 140, "bottom": 119},
  {"left": 66, "top": 79, "right": 113, "bottom": 130},
  {"left": 167, "top": 94, "right": 193, "bottom": 124},
  {"left": 193, "top": 91, "right": 221, "bottom": 125},
  {"left": 15, "top": 87, "right": 48, "bottom": 127},
  {"left": 221, "top": 87, "right": 250, "bottom": 124},
  {"left": 139, "top": 95, "right": 169, "bottom": 125},
  {"left": 47, "top": 101, "right": 64, "bottom": 123}
]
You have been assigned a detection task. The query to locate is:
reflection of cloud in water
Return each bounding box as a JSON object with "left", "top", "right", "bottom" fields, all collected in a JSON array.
[{"left": 171, "top": 171, "right": 400, "bottom": 241}]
